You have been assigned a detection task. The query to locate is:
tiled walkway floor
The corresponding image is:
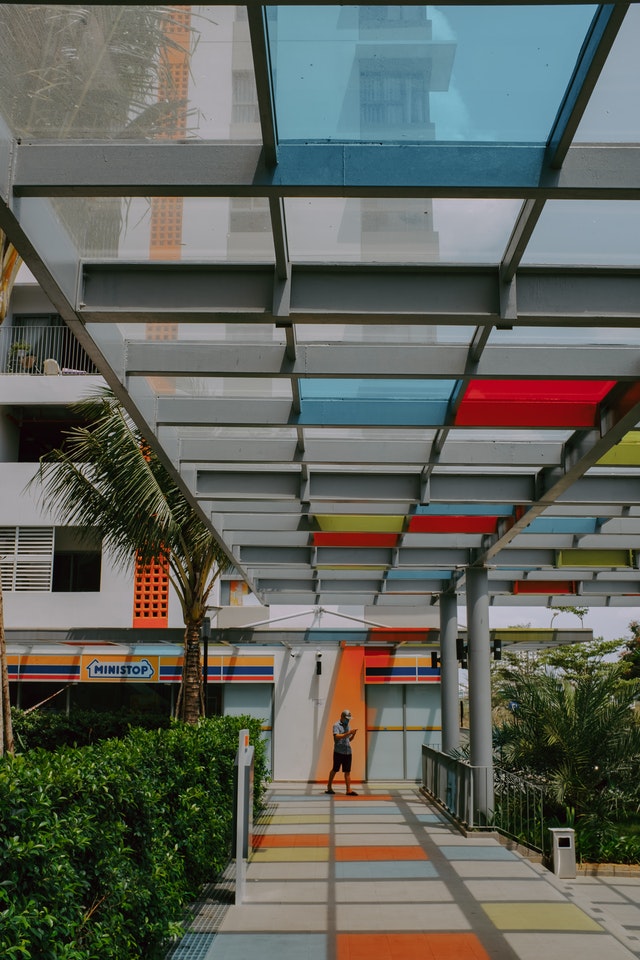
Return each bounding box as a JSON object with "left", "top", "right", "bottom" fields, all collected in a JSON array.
[{"left": 168, "top": 783, "right": 640, "bottom": 960}]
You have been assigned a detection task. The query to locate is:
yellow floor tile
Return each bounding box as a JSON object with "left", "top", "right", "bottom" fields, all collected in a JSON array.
[{"left": 481, "top": 901, "right": 603, "bottom": 931}]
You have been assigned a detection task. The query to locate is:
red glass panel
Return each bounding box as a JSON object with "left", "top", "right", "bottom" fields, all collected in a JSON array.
[
  {"left": 368, "top": 628, "right": 434, "bottom": 644},
  {"left": 313, "top": 532, "right": 400, "bottom": 547},
  {"left": 455, "top": 380, "right": 617, "bottom": 427},
  {"left": 513, "top": 580, "right": 575, "bottom": 595}
]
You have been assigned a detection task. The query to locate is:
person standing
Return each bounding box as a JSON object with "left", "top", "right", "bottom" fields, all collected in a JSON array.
[{"left": 325, "top": 709, "right": 358, "bottom": 795}]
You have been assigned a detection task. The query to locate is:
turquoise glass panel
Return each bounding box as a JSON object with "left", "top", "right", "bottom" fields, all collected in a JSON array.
[
  {"left": 415, "top": 504, "right": 513, "bottom": 516},
  {"left": 524, "top": 517, "right": 599, "bottom": 535},
  {"left": 299, "top": 379, "right": 456, "bottom": 400},
  {"left": 298, "top": 378, "right": 456, "bottom": 425},
  {"left": 268, "top": 5, "right": 597, "bottom": 143}
]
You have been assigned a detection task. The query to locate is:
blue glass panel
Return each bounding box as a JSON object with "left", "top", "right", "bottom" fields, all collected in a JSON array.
[
  {"left": 524, "top": 517, "right": 599, "bottom": 535},
  {"left": 415, "top": 504, "right": 514, "bottom": 516},
  {"left": 300, "top": 379, "right": 457, "bottom": 400},
  {"left": 268, "top": 5, "right": 597, "bottom": 143},
  {"left": 298, "top": 378, "right": 457, "bottom": 425},
  {"left": 296, "top": 399, "right": 450, "bottom": 426}
]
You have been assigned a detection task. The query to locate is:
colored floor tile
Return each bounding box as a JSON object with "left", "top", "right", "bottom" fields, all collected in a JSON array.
[
  {"left": 334, "top": 806, "right": 399, "bottom": 816},
  {"left": 481, "top": 901, "right": 603, "bottom": 931},
  {"left": 336, "top": 932, "right": 492, "bottom": 960},
  {"left": 250, "top": 847, "right": 329, "bottom": 862},
  {"left": 256, "top": 814, "right": 330, "bottom": 825},
  {"left": 204, "top": 933, "right": 326, "bottom": 960},
  {"left": 253, "top": 833, "right": 328, "bottom": 848},
  {"left": 336, "top": 844, "right": 428, "bottom": 861},
  {"left": 335, "top": 860, "right": 438, "bottom": 879}
]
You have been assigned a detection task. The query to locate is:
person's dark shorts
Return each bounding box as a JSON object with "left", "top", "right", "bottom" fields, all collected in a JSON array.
[{"left": 332, "top": 750, "right": 352, "bottom": 773}]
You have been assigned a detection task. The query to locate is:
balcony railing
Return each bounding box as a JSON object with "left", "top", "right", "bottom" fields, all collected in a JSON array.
[{"left": 1, "top": 326, "right": 99, "bottom": 376}]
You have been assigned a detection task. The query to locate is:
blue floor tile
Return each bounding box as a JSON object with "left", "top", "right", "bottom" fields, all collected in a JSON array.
[
  {"left": 335, "top": 860, "right": 438, "bottom": 879},
  {"left": 204, "top": 933, "right": 326, "bottom": 960}
]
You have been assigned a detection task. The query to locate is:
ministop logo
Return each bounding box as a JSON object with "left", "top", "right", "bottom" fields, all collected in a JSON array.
[{"left": 85, "top": 658, "right": 155, "bottom": 680}]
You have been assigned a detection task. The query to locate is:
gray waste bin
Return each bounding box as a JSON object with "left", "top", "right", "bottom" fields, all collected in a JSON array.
[{"left": 548, "top": 827, "right": 576, "bottom": 878}]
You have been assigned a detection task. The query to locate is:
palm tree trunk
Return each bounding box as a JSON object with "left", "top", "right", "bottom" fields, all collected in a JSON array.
[
  {"left": 176, "top": 621, "right": 204, "bottom": 724},
  {"left": 0, "top": 580, "right": 14, "bottom": 755}
]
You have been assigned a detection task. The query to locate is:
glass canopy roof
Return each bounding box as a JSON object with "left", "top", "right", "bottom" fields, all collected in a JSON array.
[{"left": 2, "top": 2, "right": 640, "bottom": 613}]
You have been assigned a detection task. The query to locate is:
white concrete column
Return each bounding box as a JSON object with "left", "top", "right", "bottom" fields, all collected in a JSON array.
[
  {"left": 466, "top": 565, "right": 494, "bottom": 823},
  {"left": 439, "top": 591, "right": 460, "bottom": 754}
]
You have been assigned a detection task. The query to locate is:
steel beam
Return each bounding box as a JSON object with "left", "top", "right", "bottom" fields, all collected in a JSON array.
[
  {"left": 12, "top": 141, "right": 640, "bottom": 198},
  {"left": 79, "top": 263, "right": 640, "bottom": 325}
]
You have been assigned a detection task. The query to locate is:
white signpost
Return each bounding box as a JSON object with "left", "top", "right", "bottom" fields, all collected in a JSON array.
[{"left": 234, "top": 728, "right": 254, "bottom": 904}]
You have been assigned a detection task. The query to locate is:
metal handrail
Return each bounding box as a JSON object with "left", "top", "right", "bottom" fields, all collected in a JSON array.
[
  {"left": 422, "top": 744, "right": 546, "bottom": 851},
  {"left": 1, "top": 325, "right": 98, "bottom": 375}
]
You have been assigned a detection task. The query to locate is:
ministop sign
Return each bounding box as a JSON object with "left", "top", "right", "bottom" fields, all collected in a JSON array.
[{"left": 83, "top": 656, "right": 157, "bottom": 681}]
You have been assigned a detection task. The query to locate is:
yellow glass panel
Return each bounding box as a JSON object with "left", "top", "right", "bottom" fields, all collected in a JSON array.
[
  {"left": 598, "top": 431, "right": 640, "bottom": 466},
  {"left": 315, "top": 515, "right": 405, "bottom": 532},
  {"left": 557, "top": 549, "right": 633, "bottom": 568}
]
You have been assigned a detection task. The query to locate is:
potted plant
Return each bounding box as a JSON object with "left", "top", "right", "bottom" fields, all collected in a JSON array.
[{"left": 7, "top": 338, "right": 35, "bottom": 372}]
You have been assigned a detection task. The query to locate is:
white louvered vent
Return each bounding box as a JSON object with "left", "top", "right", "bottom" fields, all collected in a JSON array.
[{"left": 0, "top": 527, "right": 54, "bottom": 591}]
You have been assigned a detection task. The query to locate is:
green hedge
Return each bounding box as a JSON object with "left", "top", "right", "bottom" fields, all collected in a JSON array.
[
  {"left": 0, "top": 716, "right": 268, "bottom": 960},
  {"left": 11, "top": 708, "right": 171, "bottom": 752}
]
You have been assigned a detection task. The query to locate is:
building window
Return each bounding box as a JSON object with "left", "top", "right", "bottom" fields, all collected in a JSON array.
[
  {"left": 360, "top": 64, "right": 429, "bottom": 129},
  {"left": 52, "top": 551, "right": 101, "bottom": 592},
  {"left": 0, "top": 526, "right": 102, "bottom": 592},
  {"left": 360, "top": 6, "right": 427, "bottom": 27},
  {"left": 232, "top": 70, "right": 259, "bottom": 125},
  {"left": 0, "top": 527, "right": 54, "bottom": 591}
]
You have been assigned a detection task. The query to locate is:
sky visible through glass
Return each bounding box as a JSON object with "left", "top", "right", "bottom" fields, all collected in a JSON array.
[{"left": 269, "top": 4, "right": 598, "bottom": 142}]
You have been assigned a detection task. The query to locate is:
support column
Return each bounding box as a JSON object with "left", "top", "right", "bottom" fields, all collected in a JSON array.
[
  {"left": 466, "top": 566, "right": 494, "bottom": 823},
  {"left": 439, "top": 591, "right": 460, "bottom": 754}
]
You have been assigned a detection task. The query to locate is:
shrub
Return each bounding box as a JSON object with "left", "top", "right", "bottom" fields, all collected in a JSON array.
[
  {"left": 0, "top": 716, "right": 267, "bottom": 959},
  {"left": 11, "top": 708, "right": 171, "bottom": 752}
]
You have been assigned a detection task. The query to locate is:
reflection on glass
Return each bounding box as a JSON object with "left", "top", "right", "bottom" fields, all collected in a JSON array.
[
  {"left": 268, "top": 5, "right": 597, "bottom": 142},
  {"left": 576, "top": 4, "right": 640, "bottom": 143},
  {"left": 0, "top": 5, "right": 259, "bottom": 141},
  {"left": 286, "top": 197, "right": 521, "bottom": 263},
  {"left": 29, "top": 197, "right": 274, "bottom": 261},
  {"left": 489, "top": 325, "right": 640, "bottom": 347},
  {"left": 297, "top": 324, "right": 473, "bottom": 345},
  {"left": 523, "top": 200, "right": 640, "bottom": 267},
  {"left": 147, "top": 377, "right": 293, "bottom": 399}
]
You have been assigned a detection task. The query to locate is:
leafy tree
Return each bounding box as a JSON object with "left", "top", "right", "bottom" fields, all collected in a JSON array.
[
  {"left": 549, "top": 604, "right": 589, "bottom": 628},
  {"left": 494, "top": 648, "right": 640, "bottom": 824},
  {"left": 619, "top": 620, "right": 640, "bottom": 680},
  {"left": 30, "top": 389, "right": 231, "bottom": 723}
]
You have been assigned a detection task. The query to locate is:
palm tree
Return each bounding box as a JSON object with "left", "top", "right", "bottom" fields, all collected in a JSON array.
[
  {"left": 30, "top": 389, "right": 231, "bottom": 723},
  {"left": 495, "top": 655, "right": 640, "bottom": 823}
]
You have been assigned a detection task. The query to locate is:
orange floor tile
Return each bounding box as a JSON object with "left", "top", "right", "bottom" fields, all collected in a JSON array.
[
  {"left": 333, "top": 794, "right": 394, "bottom": 801},
  {"left": 253, "top": 833, "right": 329, "bottom": 848},
  {"left": 337, "top": 932, "right": 491, "bottom": 960},
  {"left": 335, "top": 845, "right": 428, "bottom": 861}
]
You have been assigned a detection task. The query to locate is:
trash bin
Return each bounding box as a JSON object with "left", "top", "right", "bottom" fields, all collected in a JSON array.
[{"left": 548, "top": 827, "right": 576, "bottom": 878}]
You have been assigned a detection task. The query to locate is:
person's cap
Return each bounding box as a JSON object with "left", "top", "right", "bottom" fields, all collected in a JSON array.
[{"left": 341, "top": 710, "right": 352, "bottom": 718}]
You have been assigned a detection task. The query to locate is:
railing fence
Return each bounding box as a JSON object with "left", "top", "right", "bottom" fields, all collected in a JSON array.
[
  {"left": 1, "top": 325, "right": 98, "bottom": 375},
  {"left": 422, "top": 744, "right": 547, "bottom": 853}
]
